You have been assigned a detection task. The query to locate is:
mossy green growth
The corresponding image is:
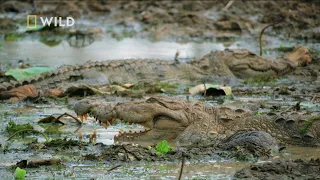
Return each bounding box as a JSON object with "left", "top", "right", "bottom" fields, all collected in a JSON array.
[
  {"left": 299, "top": 116, "right": 320, "bottom": 134},
  {"left": 6, "top": 120, "right": 33, "bottom": 135},
  {"left": 154, "top": 82, "right": 178, "bottom": 94},
  {"left": 5, "top": 67, "right": 52, "bottom": 80},
  {"left": 15, "top": 167, "right": 26, "bottom": 179},
  {"left": 253, "top": 111, "right": 265, "bottom": 116},
  {"left": 44, "top": 138, "right": 87, "bottom": 148},
  {"left": 243, "top": 76, "right": 279, "bottom": 85},
  {"left": 4, "top": 33, "right": 26, "bottom": 41},
  {"left": 276, "top": 45, "right": 294, "bottom": 53},
  {"left": 155, "top": 140, "right": 173, "bottom": 155}
]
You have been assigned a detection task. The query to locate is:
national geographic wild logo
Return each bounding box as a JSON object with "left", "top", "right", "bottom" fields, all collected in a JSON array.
[{"left": 26, "top": 15, "right": 75, "bottom": 28}]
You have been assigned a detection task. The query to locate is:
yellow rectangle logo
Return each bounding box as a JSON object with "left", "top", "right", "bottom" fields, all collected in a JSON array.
[{"left": 27, "top": 15, "right": 37, "bottom": 28}]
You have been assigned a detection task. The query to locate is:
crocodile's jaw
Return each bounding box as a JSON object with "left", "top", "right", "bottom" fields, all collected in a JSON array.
[
  {"left": 226, "top": 46, "right": 312, "bottom": 78},
  {"left": 74, "top": 98, "right": 189, "bottom": 141}
]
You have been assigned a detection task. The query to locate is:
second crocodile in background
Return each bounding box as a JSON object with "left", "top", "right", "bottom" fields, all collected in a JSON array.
[{"left": 0, "top": 46, "right": 312, "bottom": 101}]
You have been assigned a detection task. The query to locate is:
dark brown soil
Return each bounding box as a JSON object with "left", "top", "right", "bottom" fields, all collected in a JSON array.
[{"left": 1, "top": 0, "right": 319, "bottom": 40}]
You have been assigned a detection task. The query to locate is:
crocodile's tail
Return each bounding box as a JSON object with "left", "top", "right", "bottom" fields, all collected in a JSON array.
[{"left": 0, "top": 59, "right": 181, "bottom": 93}]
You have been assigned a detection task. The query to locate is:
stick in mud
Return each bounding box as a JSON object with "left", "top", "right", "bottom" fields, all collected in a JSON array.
[
  {"left": 178, "top": 152, "right": 185, "bottom": 180},
  {"left": 55, "top": 112, "right": 83, "bottom": 124},
  {"left": 107, "top": 164, "right": 122, "bottom": 172}
]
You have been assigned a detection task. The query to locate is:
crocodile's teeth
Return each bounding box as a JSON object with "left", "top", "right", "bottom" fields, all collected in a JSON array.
[
  {"left": 79, "top": 114, "right": 88, "bottom": 121},
  {"left": 108, "top": 119, "right": 114, "bottom": 125}
]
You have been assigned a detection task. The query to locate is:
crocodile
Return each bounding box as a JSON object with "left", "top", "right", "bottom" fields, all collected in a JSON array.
[
  {"left": 0, "top": 46, "right": 312, "bottom": 101},
  {"left": 74, "top": 95, "right": 320, "bottom": 148}
]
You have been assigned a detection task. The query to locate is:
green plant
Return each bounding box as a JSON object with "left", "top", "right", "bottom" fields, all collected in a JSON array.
[
  {"left": 299, "top": 116, "right": 320, "bottom": 134},
  {"left": 155, "top": 140, "right": 173, "bottom": 154},
  {"left": 6, "top": 120, "right": 33, "bottom": 135},
  {"left": 15, "top": 167, "right": 26, "bottom": 179}
]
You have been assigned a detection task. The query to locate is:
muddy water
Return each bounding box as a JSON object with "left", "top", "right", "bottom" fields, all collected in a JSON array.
[
  {"left": 0, "top": 37, "right": 224, "bottom": 67},
  {"left": 1, "top": 34, "right": 319, "bottom": 68}
]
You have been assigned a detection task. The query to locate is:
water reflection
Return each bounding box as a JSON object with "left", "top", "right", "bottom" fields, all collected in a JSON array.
[
  {"left": 0, "top": 37, "right": 225, "bottom": 67},
  {"left": 67, "top": 32, "right": 94, "bottom": 48}
]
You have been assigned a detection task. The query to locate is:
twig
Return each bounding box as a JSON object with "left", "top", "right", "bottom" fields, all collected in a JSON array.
[
  {"left": 174, "top": 50, "right": 180, "bottom": 63},
  {"left": 222, "top": 0, "right": 234, "bottom": 10},
  {"left": 178, "top": 152, "right": 185, "bottom": 180},
  {"left": 259, "top": 21, "right": 282, "bottom": 56},
  {"left": 74, "top": 125, "right": 83, "bottom": 133},
  {"left": 7, "top": 129, "right": 49, "bottom": 142},
  {"left": 56, "top": 112, "right": 82, "bottom": 124},
  {"left": 107, "top": 165, "right": 122, "bottom": 172}
]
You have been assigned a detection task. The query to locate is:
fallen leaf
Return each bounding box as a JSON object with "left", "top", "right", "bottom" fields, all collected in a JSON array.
[{"left": 0, "top": 85, "right": 38, "bottom": 102}]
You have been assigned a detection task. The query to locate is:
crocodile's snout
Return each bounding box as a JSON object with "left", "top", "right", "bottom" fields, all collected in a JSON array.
[{"left": 74, "top": 99, "right": 117, "bottom": 122}]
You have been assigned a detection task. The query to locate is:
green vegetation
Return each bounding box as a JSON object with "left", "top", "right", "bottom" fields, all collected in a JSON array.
[
  {"left": 253, "top": 111, "right": 265, "bottom": 116},
  {"left": 4, "top": 33, "right": 26, "bottom": 41},
  {"left": 155, "top": 140, "right": 173, "bottom": 154},
  {"left": 5, "top": 67, "right": 52, "bottom": 80},
  {"left": 153, "top": 82, "right": 178, "bottom": 94},
  {"left": 276, "top": 45, "right": 294, "bottom": 53},
  {"left": 243, "top": 76, "right": 279, "bottom": 85},
  {"left": 6, "top": 120, "right": 33, "bottom": 135},
  {"left": 15, "top": 167, "right": 26, "bottom": 180},
  {"left": 299, "top": 116, "right": 320, "bottom": 134},
  {"left": 44, "top": 138, "right": 87, "bottom": 148}
]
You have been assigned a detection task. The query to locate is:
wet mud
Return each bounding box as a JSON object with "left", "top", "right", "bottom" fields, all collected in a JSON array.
[{"left": 0, "top": 0, "right": 320, "bottom": 179}]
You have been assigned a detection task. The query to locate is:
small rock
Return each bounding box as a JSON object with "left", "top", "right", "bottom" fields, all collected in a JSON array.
[
  {"left": 117, "top": 153, "right": 125, "bottom": 161},
  {"left": 127, "top": 154, "right": 136, "bottom": 161}
]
